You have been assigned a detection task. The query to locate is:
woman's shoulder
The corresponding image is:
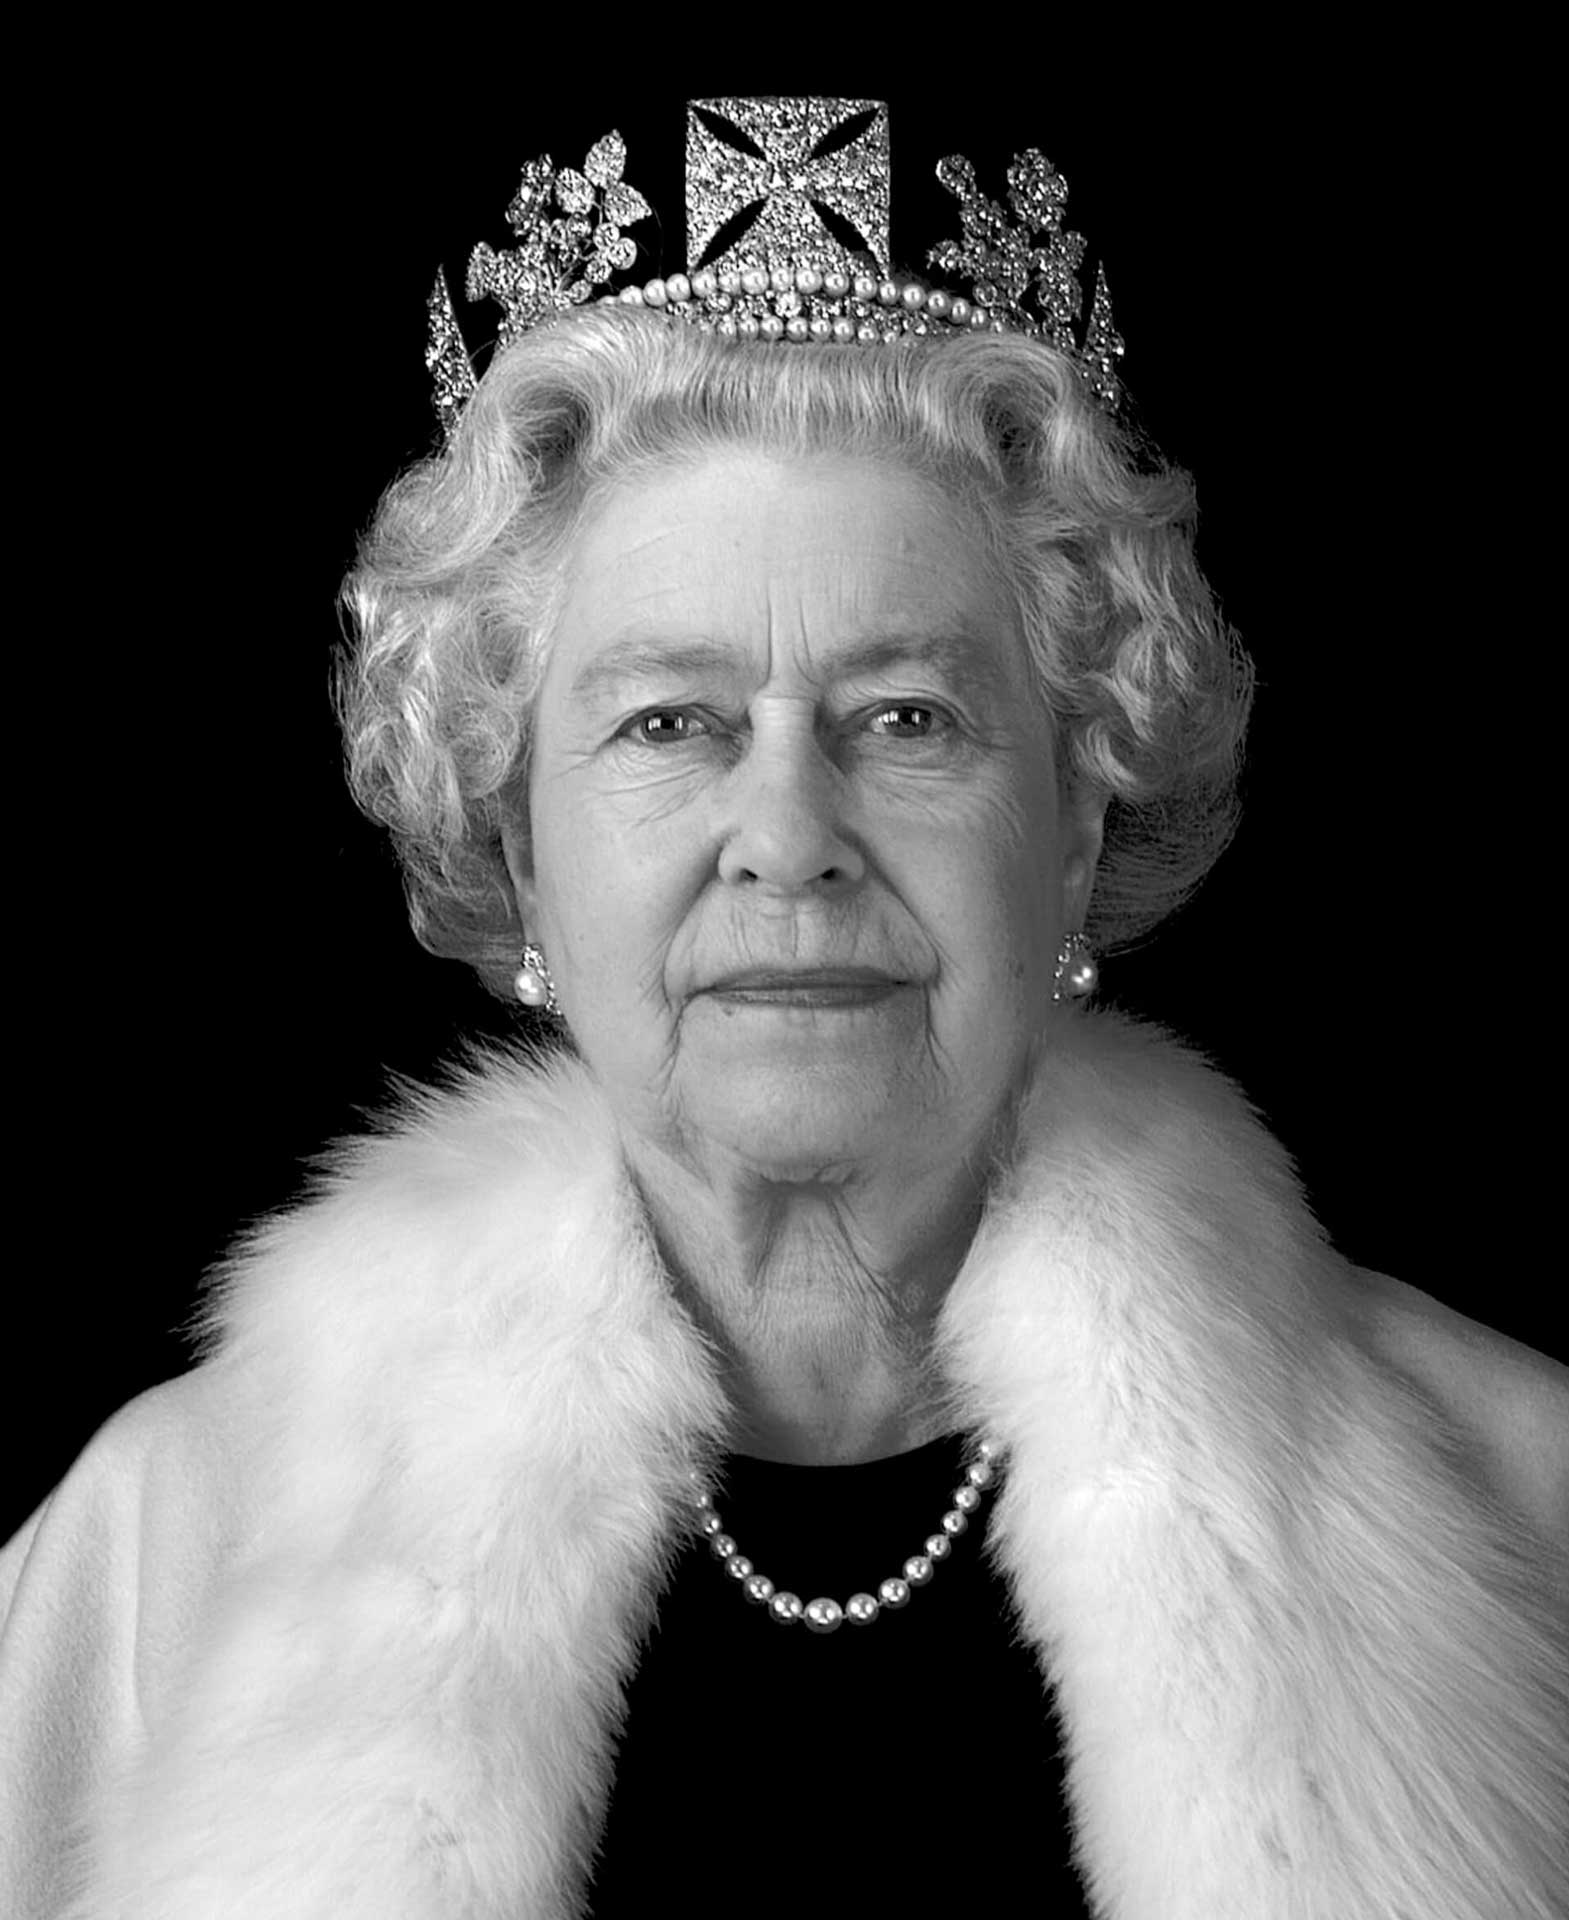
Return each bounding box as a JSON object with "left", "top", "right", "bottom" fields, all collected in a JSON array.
[
  {"left": 2, "top": 1369, "right": 251, "bottom": 1587},
  {"left": 1356, "top": 1269, "right": 1569, "bottom": 1552}
]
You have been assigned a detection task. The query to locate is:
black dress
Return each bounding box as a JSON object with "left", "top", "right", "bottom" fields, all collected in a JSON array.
[{"left": 588, "top": 1431, "right": 1092, "bottom": 1916}]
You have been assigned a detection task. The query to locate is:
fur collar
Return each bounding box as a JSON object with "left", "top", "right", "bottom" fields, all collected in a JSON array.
[{"left": 61, "top": 1010, "right": 1568, "bottom": 1918}]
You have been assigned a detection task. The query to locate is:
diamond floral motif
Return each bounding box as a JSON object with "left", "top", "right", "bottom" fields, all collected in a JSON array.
[
  {"left": 583, "top": 132, "right": 628, "bottom": 190},
  {"left": 503, "top": 159, "right": 553, "bottom": 231},
  {"left": 553, "top": 170, "right": 595, "bottom": 216},
  {"left": 463, "top": 136, "right": 653, "bottom": 350},
  {"left": 931, "top": 147, "right": 1106, "bottom": 368}
]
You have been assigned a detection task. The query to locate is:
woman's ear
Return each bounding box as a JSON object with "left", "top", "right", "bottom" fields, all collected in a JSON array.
[
  {"left": 499, "top": 811, "right": 539, "bottom": 935},
  {"left": 1064, "top": 791, "right": 1107, "bottom": 928}
]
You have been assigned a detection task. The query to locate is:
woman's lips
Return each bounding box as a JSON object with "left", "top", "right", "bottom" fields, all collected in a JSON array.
[{"left": 706, "top": 982, "right": 906, "bottom": 1008}]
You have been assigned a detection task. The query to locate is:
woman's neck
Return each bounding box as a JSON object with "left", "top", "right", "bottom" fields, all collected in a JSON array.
[{"left": 622, "top": 1134, "right": 990, "bottom": 1465}]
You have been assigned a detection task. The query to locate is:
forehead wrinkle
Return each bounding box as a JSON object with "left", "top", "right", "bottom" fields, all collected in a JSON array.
[
  {"left": 561, "top": 460, "right": 1024, "bottom": 706},
  {"left": 568, "top": 630, "right": 1015, "bottom": 707}
]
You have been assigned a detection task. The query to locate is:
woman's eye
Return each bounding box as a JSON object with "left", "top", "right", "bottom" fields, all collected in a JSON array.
[
  {"left": 624, "top": 709, "right": 709, "bottom": 746},
  {"left": 619, "top": 704, "right": 951, "bottom": 748},
  {"left": 867, "top": 704, "right": 947, "bottom": 739}
]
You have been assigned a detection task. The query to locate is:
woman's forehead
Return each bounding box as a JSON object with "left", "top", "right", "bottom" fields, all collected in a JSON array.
[
  {"left": 566, "top": 629, "right": 1017, "bottom": 713},
  {"left": 578, "top": 447, "right": 963, "bottom": 540},
  {"left": 559, "top": 452, "right": 1012, "bottom": 645}
]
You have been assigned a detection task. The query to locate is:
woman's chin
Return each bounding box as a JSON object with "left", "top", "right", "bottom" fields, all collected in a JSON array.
[{"left": 678, "top": 1068, "right": 911, "bottom": 1170}]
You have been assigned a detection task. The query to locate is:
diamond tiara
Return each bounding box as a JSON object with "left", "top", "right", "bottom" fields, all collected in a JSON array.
[{"left": 427, "top": 97, "right": 1126, "bottom": 443}]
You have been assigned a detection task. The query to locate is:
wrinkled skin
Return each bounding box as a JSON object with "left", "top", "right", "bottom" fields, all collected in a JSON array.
[{"left": 503, "top": 451, "right": 1104, "bottom": 1462}]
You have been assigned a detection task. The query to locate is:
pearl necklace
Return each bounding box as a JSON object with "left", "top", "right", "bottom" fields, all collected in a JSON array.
[{"left": 688, "top": 1436, "right": 1005, "bottom": 1633}]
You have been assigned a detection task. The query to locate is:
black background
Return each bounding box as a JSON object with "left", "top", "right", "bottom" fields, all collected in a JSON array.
[{"left": 7, "top": 47, "right": 1556, "bottom": 1541}]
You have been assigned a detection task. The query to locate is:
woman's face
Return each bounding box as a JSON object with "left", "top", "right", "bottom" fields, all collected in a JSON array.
[{"left": 505, "top": 450, "right": 1103, "bottom": 1181}]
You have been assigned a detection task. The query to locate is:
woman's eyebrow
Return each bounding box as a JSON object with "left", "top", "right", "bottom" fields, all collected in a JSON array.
[{"left": 569, "top": 632, "right": 1007, "bottom": 704}]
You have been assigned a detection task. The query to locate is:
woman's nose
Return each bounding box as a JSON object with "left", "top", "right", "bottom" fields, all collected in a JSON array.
[{"left": 715, "top": 716, "right": 866, "bottom": 891}]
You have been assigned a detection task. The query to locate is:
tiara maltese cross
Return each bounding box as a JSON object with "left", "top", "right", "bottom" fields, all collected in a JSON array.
[{"left": 427, "top": 98, "right": 1125, "bottom": 442}]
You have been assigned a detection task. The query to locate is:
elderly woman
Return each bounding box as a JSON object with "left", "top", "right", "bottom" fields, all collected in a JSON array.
[{"left": 3, "top": 101, "right": 1566, "bottom": 1920}]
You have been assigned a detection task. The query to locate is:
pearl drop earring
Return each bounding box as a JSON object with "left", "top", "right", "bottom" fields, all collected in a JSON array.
[
  {"left": 513, "top": 942, "right": 560, "bottom": 1016},
  {"left": 1052, "top": 931, "right": 1098, "bottom": 1003}
]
